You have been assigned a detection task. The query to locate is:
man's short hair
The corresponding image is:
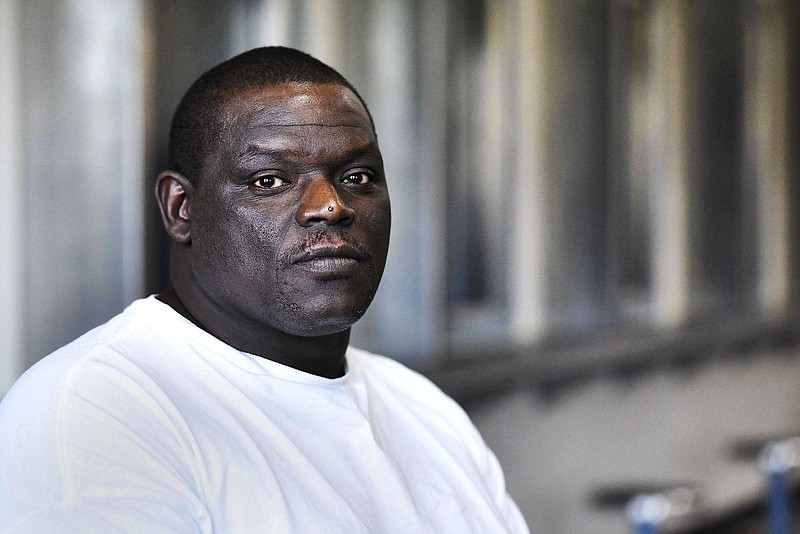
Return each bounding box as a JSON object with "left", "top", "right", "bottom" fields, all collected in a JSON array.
[{"left": 168, "top": 46, "right": 375, "bottom": 185}]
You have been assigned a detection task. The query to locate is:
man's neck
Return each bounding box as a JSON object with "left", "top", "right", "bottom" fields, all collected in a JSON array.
[{"left": 156, "top": 286, "right": 350, "bottom": 379}]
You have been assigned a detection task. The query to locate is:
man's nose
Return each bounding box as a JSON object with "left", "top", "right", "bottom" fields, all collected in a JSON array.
[{"left": 295, "top": 176, "right": 355, "bottom": 227}]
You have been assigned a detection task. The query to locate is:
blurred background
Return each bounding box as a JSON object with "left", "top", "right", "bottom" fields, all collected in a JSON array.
[{"left": 2, "top": 0, "right": 800, "bottom": 531}]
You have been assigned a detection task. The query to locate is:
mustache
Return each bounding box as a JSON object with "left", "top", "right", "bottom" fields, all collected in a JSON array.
[{"left": 279, "top": 228, "right": 372, "bottom": 264}]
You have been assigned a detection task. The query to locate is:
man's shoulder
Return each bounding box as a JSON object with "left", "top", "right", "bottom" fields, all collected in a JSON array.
[
  {"left": 347, "top": 347, "right": 469, "bottom": 421},
  {"left": 0, "top": 297, "right": 198, "bottom": 474},
  {"left": 0, "top": 298, "right": 208, "bottom": 531},
  {"left": 0, "top": 297, "right": 172, "bottom": 414},
  {"left": 347, "top": 346, "right": 434, "bottom": 388}
]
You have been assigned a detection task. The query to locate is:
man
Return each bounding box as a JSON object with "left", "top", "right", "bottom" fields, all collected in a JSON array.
[{"left": 0, "top": 47, "right": 528, "bottom": 533}]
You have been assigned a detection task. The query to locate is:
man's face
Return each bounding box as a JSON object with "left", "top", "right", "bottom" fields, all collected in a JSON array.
[{"left": 189, "top": 82, "right": 390, "bottom": 337}]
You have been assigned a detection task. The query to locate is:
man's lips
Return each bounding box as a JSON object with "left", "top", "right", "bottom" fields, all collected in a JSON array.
[{"left": 290, "top": 244, "right": 367, "bottom": 273}]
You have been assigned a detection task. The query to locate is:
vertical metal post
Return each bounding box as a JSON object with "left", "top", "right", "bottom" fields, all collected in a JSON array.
[
  {"left": 0, "top": 0, "right": 24, "bottom": 395},
  {"left": 644, "top": 0, "right": 690, "bottom": 328},
  {"left": 635, "top": 524, "right": 659, "bottom": 534},
  {"left": 19, "top": 0, "right": 148, "bottom": 367},
  {"left": 768, "top": 470, "right": 791, "bottom": 534},
  {"left": 510, "top": 0, "right": 551, "bottom": 343},
  {"left": 742, "top": 0, "right": 790, "bottom": 317},
  {"left": 760, "top": 440, "right": 797, "bottom": 534}
]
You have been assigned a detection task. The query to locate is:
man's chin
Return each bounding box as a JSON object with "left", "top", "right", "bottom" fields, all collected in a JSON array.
[
  {"left": 272, "top": 285, "right": 376, "bottom": 337},
  {"left": 279, "top": 311, "right": 364, "bottom": 337}
]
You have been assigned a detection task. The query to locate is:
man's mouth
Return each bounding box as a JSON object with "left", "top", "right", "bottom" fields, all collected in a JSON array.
[{"left": 291, "top": 244, "right": 367, "bottom": 274}]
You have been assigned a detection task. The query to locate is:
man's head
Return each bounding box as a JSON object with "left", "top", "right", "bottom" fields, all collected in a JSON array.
[
  {"left": 169, "top": 46, "right": 375, "bottom": 186},
  {"left": 156, "top": 47, "right": 390, "bottom": 343}
]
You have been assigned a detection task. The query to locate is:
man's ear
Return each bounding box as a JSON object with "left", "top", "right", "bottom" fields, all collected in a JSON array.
[{"left": 155, "top": 170, "right": 194, "bottom": 243}]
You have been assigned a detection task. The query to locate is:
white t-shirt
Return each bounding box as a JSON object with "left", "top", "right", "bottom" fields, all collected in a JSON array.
[{"left": 0, "top": 297, "right": 528, "bottom": 533}]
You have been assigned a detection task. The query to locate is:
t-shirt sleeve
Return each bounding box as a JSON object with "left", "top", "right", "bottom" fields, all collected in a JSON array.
[
  {"left": 476, "top": 436, "right": 531, "bottom": 533},
  {"left": 357, "top": 351, "right": 530, "bottom": 533},
  {"left": 0, "top": 352, "right": 211, "bottom": 533},
  {"left": 440, "top": 393, "right": 530, "bottom": 534}
]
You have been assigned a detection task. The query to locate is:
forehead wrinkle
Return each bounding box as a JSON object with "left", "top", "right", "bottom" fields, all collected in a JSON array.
[
  {"left": 248, "top": 116, "right": 372, "bottom": 132},
  {"left": 248, "top": 122, "right": 371, "bottom": 137},
  {"left": 241, "top": 122, "right": 375, "bottom": 148},
  {"left": 247, "top": 122, "right": 368, "bottom": 131},
  {"left": 239, "top": 139, "right": 380, "bottom": 164},
  {"left": 237, "top": 145, "right": 304, "bottom": 162},
  {"left": 243, "top": 98, "right": 370, "bottom": 126},
  {"left": 238, "top": 121, "right": 374, "bottom": 148}
]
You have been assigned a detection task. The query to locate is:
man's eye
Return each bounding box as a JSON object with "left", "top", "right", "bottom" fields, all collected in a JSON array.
[
  {"left": 342, "top": 172, "right": 372, "bottom": 185},
  {"left": 253, "top": 175, "right": 287, "bottom": 189}
]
